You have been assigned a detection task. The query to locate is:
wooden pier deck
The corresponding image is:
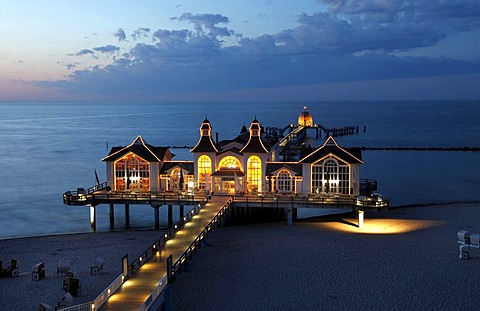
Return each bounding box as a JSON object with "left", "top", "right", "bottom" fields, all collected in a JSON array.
[{"left": 99, "top": 196, "right": 232, "bottom": 311}]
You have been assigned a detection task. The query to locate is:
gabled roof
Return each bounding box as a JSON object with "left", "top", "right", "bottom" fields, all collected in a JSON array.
[
  {"left": 160, "top": 161, "right": 194, "bottom": 175},
  {"left": 266, "top": 162, "right": 303, "bottom": 176},
  {"left": 102, "top": 136, "right": 171, "bottom": 162},
  {"left": 217, "top": 147, "right": 243, "bottom": 156},
  {"left": 299, "top": 136, "right": 363, "bottom": 164}
]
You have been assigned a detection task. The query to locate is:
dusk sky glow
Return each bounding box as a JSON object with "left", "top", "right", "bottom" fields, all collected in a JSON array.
[{"left": 1, "top": 0, "right": 480, "bottom": 102}]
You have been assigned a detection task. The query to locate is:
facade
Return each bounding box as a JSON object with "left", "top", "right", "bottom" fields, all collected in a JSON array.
[
  {"left": 102, "top": 110, "right": 363, "bottom": 197},
  {"left": 102, "top": 136, "right": 194, "bottom": 192}
]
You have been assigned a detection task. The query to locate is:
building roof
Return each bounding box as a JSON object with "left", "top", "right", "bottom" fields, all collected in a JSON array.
[
  {"left": 102, "top": 136, "right": 172, "bottom": 162},
  {"left": 160, "top": 161, "right": 194, "bottom": 175},
  {"left": 266, "top": 162, "right": 303, "bottom": 176},
  {"left": 298, "top": 106, "right": 314, "bottom": 127},
  {"left": 240, "top": 118, "right": 269, "bottom": 153},
  {"left": 190, "top": 118, "right": 218, "bottom": 153},
  {"left": 211, "top": 169, "right": 245, "bottom": 177},
  {"left": 190, "top": 136, "right": 218, "bottom": 153},
  {"left": 299, "top": 136, "right": 363, "bottom": 164}
]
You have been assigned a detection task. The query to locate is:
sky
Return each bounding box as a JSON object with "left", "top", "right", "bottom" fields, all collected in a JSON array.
[{"left": 1, "top": 0, "right": 480, "bottom": 102}]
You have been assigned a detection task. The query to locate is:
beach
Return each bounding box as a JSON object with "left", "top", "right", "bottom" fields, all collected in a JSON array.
[
  {"left": 171, "top": 203, "right": 480, "bottom": 311},
  {"left": 1, "top": 203, "right": 479, "bottom": 310},
  {"left": 0, "top": 229, "right": 164, "bottom": 310}
]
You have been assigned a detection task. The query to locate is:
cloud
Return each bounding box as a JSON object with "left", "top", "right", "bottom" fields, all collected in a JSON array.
[
  {"left": 75, "top": 49, "right": 94, "bottom": 56},
  {"left": 93, "top": 45, "right": 120, "bottom": 54},
  {"left": 36, "top": 6, "right": 480, "bottom": 99},
  {"left": 131, "top": 27, "right": 151, "bottom": 41},
  {"left": 113, "top": 28, "right": 127, "bottom": 42},
  {"left": 171, "top": 13, "right": 233, "bottom": 38}
]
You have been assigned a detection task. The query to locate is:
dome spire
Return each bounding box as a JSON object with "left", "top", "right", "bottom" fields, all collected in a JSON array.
[{"left": 298, "top": 106, "right": 314, "bottom": 127}]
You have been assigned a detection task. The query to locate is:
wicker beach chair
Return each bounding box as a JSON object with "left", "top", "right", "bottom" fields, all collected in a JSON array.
[
  {"left": 65, "top": 277, "right": 81, "bottom": 297},
  {"left": 57, "top": 259, "right": 71, "bottom": 276},
  {"left": 90, "top": 256, "right": 105, "bottom": 275},
  {"left": 6, "top": 259, "right": 19, "bottom": 278},
  {"left": 32, "top": 262, "right": 45, "bottom": 281},
  {"left": 57, "top": 292, "right": 73, "bottom": 309},
  {"left": 38, "top": 302, "right": 53, "bottom": 311}
]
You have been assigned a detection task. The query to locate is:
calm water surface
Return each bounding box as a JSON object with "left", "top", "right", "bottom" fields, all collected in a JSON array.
[{"left": 0, "top": 101, "right": 479, "bottom": 239}]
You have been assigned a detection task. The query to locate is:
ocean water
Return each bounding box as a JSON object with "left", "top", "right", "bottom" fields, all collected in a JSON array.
[{"left": 0, "top": 101, "right": 479, "bottom": 239}]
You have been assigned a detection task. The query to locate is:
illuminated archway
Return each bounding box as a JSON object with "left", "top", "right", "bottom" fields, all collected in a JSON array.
[
  {"left": 247, "top": 155, "right": 262, "bottom": 193},
  {"left": 311, "top": 156, "right": 349, "bottom": 194},
  {"left": 219, "top": 156, "right": 241, "bottom": 169},
  {"left": 198, "top": 155, "right": 212, "bottom": 190},
  {"left": 114, "top": 153, "right": 149, "bottom": 191}
]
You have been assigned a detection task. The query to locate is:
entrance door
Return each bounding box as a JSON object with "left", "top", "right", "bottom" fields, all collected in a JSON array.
[{"left": 221, "top": 178, "right": 235, "bottom": 194}]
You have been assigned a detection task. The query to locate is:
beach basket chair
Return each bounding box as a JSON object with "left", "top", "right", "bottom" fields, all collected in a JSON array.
[
  {"left": 6, "top": 259, "right": 19, "bottom": 278},
  {"left": 38, "top": 302, "right": 53, "bottom": 311},
  {"left": 32, "top": 262, "right": 46, "bottom": 281},
  {"left": 57, "top": 292, "right": 73, "bottom": 309},
  {"left": 57, "top": 259, "right": 71, "bottom": 276},
  {"left": 65, "top": 277, "right": 81, "bottom": 297},
  {"left": 91, "top": 256, "right": 105, "bottom": 275}
]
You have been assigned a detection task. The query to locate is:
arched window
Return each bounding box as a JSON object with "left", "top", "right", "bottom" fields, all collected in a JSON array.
[
  {"left": 277, "top": 170, "right": 292, "bottom": 193},
  {"left": 219, "top": 156, "right": 241, "bottom": 169},
  {"left": 247, "top": 156, "right": 262, "bottom": 193},
  {"left": 169, "top": 168, "right": 185, "bottom": 191},
  {"left": 311, "top": 156, "right": 349, "bottom": 194},
  {"left": 198, "top": 155, "right": 212, "bottom": 190},
  {"left": 115, "top": 153, "right": 149, "bottom": 191}
]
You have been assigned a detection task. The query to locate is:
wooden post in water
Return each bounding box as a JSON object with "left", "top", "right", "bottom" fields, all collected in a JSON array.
[
  {"left": 125, "top": 204, "right": 130, "bottom": 228},
  {"left": 109, "top": 203, "right": 115, "bottom": 230}
]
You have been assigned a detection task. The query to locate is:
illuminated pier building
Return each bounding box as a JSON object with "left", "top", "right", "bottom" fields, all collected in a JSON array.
[{"left": 102, "top": 108, "right": 363, "bottom": 197}]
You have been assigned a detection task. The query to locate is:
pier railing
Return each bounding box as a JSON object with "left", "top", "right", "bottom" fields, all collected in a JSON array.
[
  {"left": 137, "top": 197, "right": 233, "bottom": 311},
  {"left": 232, "top": 194, "right": 389, "bottom": 210},
  {"left": 63, "top": 190, "right": 205, "bottom": 206},
  {"left": 59, "top": 198, "right": 209, "bottom": 311}
]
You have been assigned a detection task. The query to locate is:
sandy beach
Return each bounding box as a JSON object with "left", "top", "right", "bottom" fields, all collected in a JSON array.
[
  {"left": 172, "top": 203, "right": 480, "bottom": 311},
  {"left": 0, "top": 229, "right": 165, "bottom": 310},
  {"left": 1, "top": 203, "right": 480, "bottom": 310}
]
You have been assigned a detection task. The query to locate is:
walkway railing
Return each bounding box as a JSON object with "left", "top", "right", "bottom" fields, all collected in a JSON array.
[
  {"left": 59, "top": 198, "right": 209, "bottom": 311},
  {"left": 232, "top": 194, "right": 389, "bottom": 209},
  {"left": 138, "top": 197, "right": 233, "bottom": 311},
  {"left": 63, "top": 190, "right": 205, "bottom": 206}
]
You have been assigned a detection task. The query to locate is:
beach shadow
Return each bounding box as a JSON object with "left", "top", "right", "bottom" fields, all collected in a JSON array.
[{"left": 337, "top": 218, "right": 359, "bottom": 228}]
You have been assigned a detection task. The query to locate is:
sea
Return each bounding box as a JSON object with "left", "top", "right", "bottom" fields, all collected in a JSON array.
[{"left": 0, "top": 100, "right": 479, "bottom": 239}]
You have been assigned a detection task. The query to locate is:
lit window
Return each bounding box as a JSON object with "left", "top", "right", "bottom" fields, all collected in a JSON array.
[
  {"left": 247, "top": 156, "right": 262, "bottom": 193},
  {"left": 198, "top": 155, "right": 212, "bottom": 190},
  {"left": 277, "top": 170, "right": 292, "bottom": 193},
  {"left": 115, "top": 153, "right": 150, "bottom": 191},
  {"left": 219, "top": 156, "right": 241, "bottom": 169},
  {"left": 311, "top": 157, "right": 349, "bottom": 194}
]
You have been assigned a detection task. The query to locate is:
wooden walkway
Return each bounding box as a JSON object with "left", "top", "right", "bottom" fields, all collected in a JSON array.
[{"left": 100, "top": 196, "right": 232, "bottom": 311}]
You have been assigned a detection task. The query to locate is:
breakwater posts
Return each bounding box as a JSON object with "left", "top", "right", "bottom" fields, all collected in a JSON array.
[
  {"left": 325, "top": 126, "right": 358, "bottom": 137},
  {"left": 358, "top": 147, "right": 480, "bottom": 152}
]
